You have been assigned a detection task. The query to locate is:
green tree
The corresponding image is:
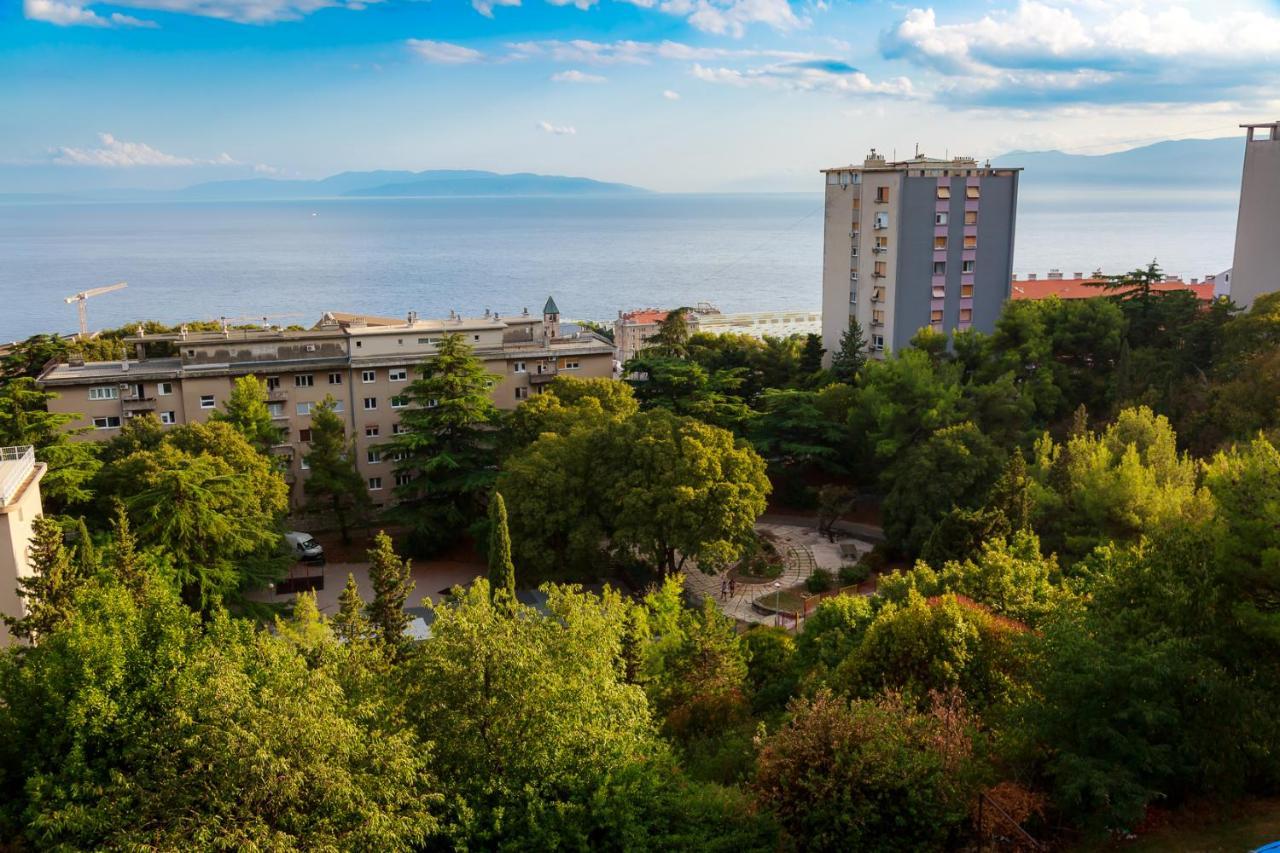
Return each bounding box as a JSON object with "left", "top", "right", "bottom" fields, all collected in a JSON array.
[
  {"left": 645, "top": 306, "right": 693, "bottom": 357},
  {"left": 71, "top": 516, "right": 98, "bottom": 575},
  {"left": 486, "top": 492, "right": 516, "bottom": 604},
  {"left": 386, "top": 333, "right": 500, "bottom": 555},
  {"left": 625, "top": 354, "right": 754, "bottom": 433},
  {"left": 332, "top": 572, "right": 372, "bottom": 644},
  {"left": 209, "top": 374, "right": 281, "bottom": 454},
  {"left": 366, "top": 531, "right": 414, "bottom": 648},
  {"left": 829, "top": 319, "right": 868, "bottom": 383},
  {"left": 1, "top": 334, "right": 70, "bottom": 379},
  {"left": 500, "top": 375, "right": 637, "bottom": 457},
  {"left": 108, "top": 498, "right": 144, "bottom": 596},
  {"left": 2, "top": 515, "right": 82, "bottom": 644},
  {"left": 303, "top": 395, "right": 371, "bottom": 545},
  {"left": 0, "top": 378, "right": 101, "bottom": 513},
  {"left": 799, "top": 332, "right": 825, "bottom": 378}
]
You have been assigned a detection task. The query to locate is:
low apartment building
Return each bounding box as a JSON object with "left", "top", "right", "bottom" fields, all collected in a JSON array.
[
  {"left": 37, "top": 298, "right": 613, "bottom": 507},
  {"left": 613, "top": 304, "right": 822, "bottom": 364}
]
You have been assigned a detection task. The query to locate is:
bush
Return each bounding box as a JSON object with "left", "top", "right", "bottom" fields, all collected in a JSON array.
[
  {"left": 806, "top": 568, "right": 834, "bottom": 594},
  {"left": 839, "top": 562, "right": 871, "bottom": 586}
]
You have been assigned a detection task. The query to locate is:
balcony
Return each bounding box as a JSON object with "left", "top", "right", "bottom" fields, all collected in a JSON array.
[
  {"left": 121, "top": 395, "right": 157, "bottom": 412},
  {"left": 872, "top": 246, "right": 886, "bottom": 255},
  {"left": 528, "top": 370, "right": 559, "bottom": 385},
  {"left": 0, "top": 445, "right": 36, "bottom": 507},
  {"left": 872, "top": 271, "right": 886, "bottom": 279},
  {"left": 267, "top": 388, "right": 289, "bottom": 402}
]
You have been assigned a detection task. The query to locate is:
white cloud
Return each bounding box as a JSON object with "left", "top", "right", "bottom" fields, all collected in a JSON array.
[
  {"left": 546, "top": 0, "right": 596, "bottom": 9},
  {"left": 24, "top": 0, "right": 382, "bottom": 26},
  {"left": 24, "top": 0, "right": 155, "bottom": 26},
  {"left": 663, "top": 89, "right": 681, "bottom": 100},
  {"left": 551, "top": 69, "right": 607, "bottom": 83},
  {"left": 537, "top": 121, "right": 577, "bottom": 135},
  {"left": 505, "top": 38, "right": 813, "bottom": 65},
  {"left": 51, "top": 133, "right": 242, "bottom": 167},
  {"left": 407, "top": 39, "right": 484, "bottom": 64},
  {"left": 691, "top": 60, "right": 914, "bottom": 97},
  {"left": 615, "top": 0, "right": 804, "bottom": 36},
  {"left": 472, "top": 0, "right": 518, "bottom": 16}
]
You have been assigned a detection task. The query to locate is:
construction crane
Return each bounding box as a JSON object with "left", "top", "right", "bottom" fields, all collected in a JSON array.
[{"left": 64, "top": 282, "right": 127, "bottom": 338}]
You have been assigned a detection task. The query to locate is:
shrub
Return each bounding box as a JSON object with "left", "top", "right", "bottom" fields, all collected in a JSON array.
[
  {"left": 839, "top": 562, "right": 871, "bottom": 586},
  {"left": 806, "top": 568, "right": 834, "bottom": 594}
]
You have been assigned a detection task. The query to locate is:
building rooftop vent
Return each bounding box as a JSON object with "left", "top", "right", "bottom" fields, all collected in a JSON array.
[
  {"left": 1048, "top": 269, "right": 1064, "bottom": 280},
  {"left": 1073, "top": 272, "right": 1083, "bottom": 279},
  {"left": 1027, "top": 273, "right": 1038, "bottom": 281}
]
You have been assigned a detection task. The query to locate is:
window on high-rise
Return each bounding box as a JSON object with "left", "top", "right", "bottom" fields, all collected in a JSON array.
[
  {"left": 959, "top": 308, "right": 973, "bottom": 322},
  {"left": 875, "top": 186, "right": 890, "bottom": 203},
  {"left": 934, "top": 236, "right": 948, "bottom": 250},
  {"left": 964, "top": 210, "right": 978, "bottom": 226},
  {"left": 936, "top": 186, "right": 951, "bottom": 200},
  {"left": 961, "top": 283, "right": 974, "bottom": 298},
  {"left": 966, "top": 186, "right": 981, "bottom": 199},
  {"left": 874, "top": 261, "right": 887, "bottom": 277},
  {"left": 931, "top": 309, "right": 944, "bottom": 323},
  {"left": 963, "top": 260, "right": 975, "bottom": 273},
  {"left": 964, "top": 235, "right": 977, "bottom": 249},
  {"left": 933, "top": 261, "right": 946, "bottom": 275},
  {"left": 935, "top": 212, "right": 948, "bottom": 226},
  {"left": 932, "top": 284, "right": 946, "bottom": 298}
]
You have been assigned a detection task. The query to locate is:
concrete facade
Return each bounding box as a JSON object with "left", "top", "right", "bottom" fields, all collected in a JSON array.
[
  {"left": 0, "top": 446, "right": 46, "bottom": 648},
  {"left": 1230, "top": 122, "right": 1280, "bottom": 309},
  {"left": 38, "top": 301, "right": 614, "bottom": 508},
  {"left": 821, "top": 152, "right": 1020, "bottom": 358}
]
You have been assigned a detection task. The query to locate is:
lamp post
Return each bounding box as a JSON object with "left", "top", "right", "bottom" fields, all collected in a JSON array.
[{"left": 773, "top": 581, "right": 782, "bottom": 627}]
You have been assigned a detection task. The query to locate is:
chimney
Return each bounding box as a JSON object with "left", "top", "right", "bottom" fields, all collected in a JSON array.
[
  {"left": 1072, "top": 272, "right": 1083, "bottom": 279},
  {"left": 1191, "top": 277, "right": 1199, "bottom": 284},
  {"left": 1027, "top": 273, "right": 1038, "bottom": 281},
  {"left": 1048, "top": 269, "right": 1063, "bottom": 280}
]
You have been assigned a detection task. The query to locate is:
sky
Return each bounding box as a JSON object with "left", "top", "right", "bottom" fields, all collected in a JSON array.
[{"left": 2, "top": 0, "right": 1279, "bottom": 191}]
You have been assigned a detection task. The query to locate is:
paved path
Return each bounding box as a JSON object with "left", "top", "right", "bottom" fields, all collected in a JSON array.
[{"left": 682, "top": 522, "right": 878, "bottom": 625}]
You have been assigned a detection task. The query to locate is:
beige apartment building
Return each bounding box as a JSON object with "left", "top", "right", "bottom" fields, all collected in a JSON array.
[
  {"left": 1230, "top": 121, "right": 1280, "bottom": 309},
  {"left": 37, "top": 298, "right": 613, "bottom": 507},
  {"left": 0, "top": 446, "right": 46, "bottom": 647}
]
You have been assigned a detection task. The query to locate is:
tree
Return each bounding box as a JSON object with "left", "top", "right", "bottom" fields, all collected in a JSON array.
[
  {"left": 817, "top": 484, "right": 856, "bottom": 540},
  {"left": 108, "top": 498, "right": 144, "bottom": 596},
  {"left": 988, "top": 450, "right": 1033, "bottom": 531},
  {"left": 366, "top": 531, "right": 414, "bottom": 648},
  {"left": 799, "top": 333, "right": 825, "bottom": 377},
  {"left": 830, "top": 319, "right": 868, "bottom": 383},
  {"left": 500, "top": 376, "right": 637, "bottom": 458},
  {"left": 625, "top": 354, "right": 754, "bottom": 433},
  {"left": 386, "top": 333, "right": 499, "bottom": 555},
  {"left": 332, "top": 572, "right": 371, "bottom": 644},
  {"left": 487, "top": 492, "right": 516, "bottom": 604},
  {"left": 2, "top": 515, "right": 82, "bottom": 644},
  {"left": 645, "top": 306, "right": 693, "bottom": 357},
  {"left": 72, "top": 516, "right": 98, "bottom": 575},
  {"left": 0, "top": 378, "right": 100, "bottom": 513},
  {"left": 1, "top": 334, "right": 70, "bottom": 379},
  {"left": 303, "top": 395, "right": 371, "bottom": 545},
  {"left": 209, "top": 374, "right": 281, "bottom": 454}
]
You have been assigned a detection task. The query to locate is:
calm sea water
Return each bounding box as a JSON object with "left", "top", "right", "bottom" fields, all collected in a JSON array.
[{"left": 0, "top": 191, "right": 1239, "bottom": 342}]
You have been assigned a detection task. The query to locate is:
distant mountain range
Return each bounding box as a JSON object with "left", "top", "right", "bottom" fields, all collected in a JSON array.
[{"left": 995, "top": 136, "right": 1242, "bottom": 188}]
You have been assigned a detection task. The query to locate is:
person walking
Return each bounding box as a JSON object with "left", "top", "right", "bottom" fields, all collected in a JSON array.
[
  {"left": 721, "top": 576, "right": 728, "bottom": 600},
  {"left": 729, "top": 576, "right": 737, "bottom": 598}
]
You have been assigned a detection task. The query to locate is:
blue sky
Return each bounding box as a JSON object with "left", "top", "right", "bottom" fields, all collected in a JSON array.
[{"left": 3, "top": 0, "right": 1279, "bottom": 191}]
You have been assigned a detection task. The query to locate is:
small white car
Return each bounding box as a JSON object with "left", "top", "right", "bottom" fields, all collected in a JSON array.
[{"left": 284, "top": 531, "right": 325, "bottom": 564}]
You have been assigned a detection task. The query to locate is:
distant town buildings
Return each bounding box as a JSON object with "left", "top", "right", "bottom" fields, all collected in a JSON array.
[
  {"left": 37, "top": 298, "right": 613, "bottom": 508},
  {"left": 613, "top": 304, "right": 821, "bottom": 364},
  {"left": 1230, "top": 121, "right": 1280, "bottom": 309},
  {"left": 1011, "top": 270, "right": 1216, "bottom": 303},
  {"left": 820, "top": 151, "right": 1021, "bottom": 358},
  {"left": 0, "top": 445, "right": 45, "bottom": 648}
]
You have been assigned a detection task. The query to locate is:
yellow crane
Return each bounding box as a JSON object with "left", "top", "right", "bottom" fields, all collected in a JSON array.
[{"left": 64, "top": 282, "right": 127, "bottom": 338}]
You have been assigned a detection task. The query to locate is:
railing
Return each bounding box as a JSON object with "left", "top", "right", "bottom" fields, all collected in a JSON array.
[{"left": 0, "top": 446, "right": 36, "bottom": 507}]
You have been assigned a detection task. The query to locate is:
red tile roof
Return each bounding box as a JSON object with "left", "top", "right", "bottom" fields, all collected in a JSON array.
[
  {"left": 620, "top": 309, "right": 670, "bottom": 324},
  {"left": 1010, "top": 277, "right": 1215, "bottom": 303}
]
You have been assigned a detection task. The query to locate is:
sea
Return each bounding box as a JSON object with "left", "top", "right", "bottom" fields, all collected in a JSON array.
[{"left": 0, "top": 190, "right": 1240, "bottom": 343}]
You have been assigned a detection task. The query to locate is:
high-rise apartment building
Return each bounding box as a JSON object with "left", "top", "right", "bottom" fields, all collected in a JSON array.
[
  {"left": 821, "top": 152, "right": 1021, "bottom": 358},
  {"left": 1229, "top": 121, "right": 1280, "bottom": 309},
  {"left": 0, "top": 446, "right": 45, "bottom": 648}
]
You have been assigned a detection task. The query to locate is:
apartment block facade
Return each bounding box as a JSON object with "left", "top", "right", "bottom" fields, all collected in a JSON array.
[
  {"left": 0, "top": 446, "right": 45, "bottom": 647},
  {"left": 820, "top": 152, "right": 1021, "bottom": 358},
  {"left": 37, "top": 299, "right": 613, "bottom": 507},
  {"left": 1230, "top": 121, "right": 1280, "bottom": 309}
]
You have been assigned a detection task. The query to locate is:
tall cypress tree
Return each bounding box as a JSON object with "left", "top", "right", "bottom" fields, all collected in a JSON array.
[
  {"left": 303, "top": 396, "right": 371, "bottom": 545},
  {"left": 3, "top": 515, "right": 81, "bottom": 644},
  {"left": 830, "top": 319, "right": 868, "bottom": 384},
  {"left": 73, "top": 516, "right": 98, "bottom": 576},
  {"left": 385, "top": 334, "right": 500, "bottom": 555},
  {"left": 366, "top": 531, "right": 414, "bottom": 650},
  {"left": 799, "top": 333, "right": 825, "bottom": 377},
  {"left": 109, "top": 499, "right": 144, "bottom": 596},
  {"left": 487, "top": 492, "right": 516, "bottom": 605},
  {"left": 333, "top": 572, "right": 371, "bottom": 644}
]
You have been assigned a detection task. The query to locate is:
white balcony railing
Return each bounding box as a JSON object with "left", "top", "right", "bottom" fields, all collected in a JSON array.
[{"left": 0, "top": 445, "right": 36, "bottom": 507}]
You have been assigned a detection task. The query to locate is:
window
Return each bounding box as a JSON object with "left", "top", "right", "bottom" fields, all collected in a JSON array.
[
  {"left": 328, "top": 372, "right": 343, "bottom": 385},
  {"left": 266, "top": 376, "right": 281, "bottom": 391},
  {"left": 392, "top": 451, "right": 407, "bottom": 462},
  {"left": 472, "top": 335, "right": 480, "bottom": 342},
  {"left": 873, "top": 212, "right": 889, "bottom": 230},
  {"left": 515, "top": 387, "right": 529, "bottom": 400},
  {"left": 367, "top": 449, "right": 382, "bottom": 464},
  {"left": 872, "top": 309, "right": 886, "bottom": 325},
  {"left": 395, "top": 473, "right": 413, "bottom": 487},
  {"left": 362, "top": 370, "right": 376, "bottom": 383},
  {"left": 299, "top": 428, "right": 312, "bottom": 442},
  {"left": 356, "top": 341, "right": 362, "bottom": 348},
  {"left": 513, "top": 361, "right": 527, "bottom": 373},
  {"left": 88, "top": 386, "right": 117, "bottom": 401},
  {"left": 931, "top": 309, "right": 944, "bottom": 323},
  {"left": 964, "top": 211, "right": 978, "bottom": 226},
  {"left": 871, "top": 286, "right": 885, "bottom": 302},
  {"left": 417, "top": 337, "right": 436, "bottom": 345},
  {"left": 200, "top": 395, "right": 215, "bottom": 409},
  {"left": 368, "top": 477, "right": 383, "bottom": 491},
  {"left": 157, "top": 382, "right": 173, "bottom": 396},
  {"left": 851, "top": 247, "right": 858, "bottom": 258},
  {"left": 934, "top": 236, "right": 948, "bottom": 250},
  {"left": 961, "top": 283, "right": 974, "bottom": 298},
  {"left": 160, "top": 411, "right": 176, "bottom": 425},
  {"left": 932, "top": 284, "right": 946, "bottom": 298},
  {"left": 875, "top": 236, "right": 888, "bottom": 250},
  {"left": 295, "top": 375, "right": 313, "bottom": 388},
  {"left": 966, "top": 185, "right": 980, "bottom": 199},
  {"left": 933, "top": 261, "right": 946, "bottom": 275},
  {"left": 959, "top": 309, "right": 973, "bottom": 323},
  {"left": 388, "top": 368, "right": 408, "bottom": 382},
  {"left": 331, "top": 401, "right": 345, "bottom": 413},
  {"left": 963, "top": 260, "right": 975, "bottom": 273},
  {"left": 268, "top": 402, "right": 285, "bottom": 419},
  {"left": 874, "top": 261, "right": 887, "bottom": 277},
  {"left": 296, "top": 401, "right": 314, "bottom": 416},
  {"left": 300, "top": 457, "right": 310, "bottom": 470},
  {"left": 363, "top": 397, "right": 378, "bottom": 410},
  {"left": 92, "top": 416, "right": 122, "bottom": 429},
  {"left": 872, "top": 335, "right": 885, "bottom": 351},
  {"left": 936, "top": 185, "right": 951, "bottom": 199},
  {"left": 564, "top": 360, "right": 580, "bottom": 370},
  {"left": 390, "top": 396, "right": 409, "bottom": 409},
  {"left": 365, "top": 425, "right": 380, "bottom": 437},
  {"left": 392, "top": 423, "right": 405, "bottom": 435},
  {"left": 875, "top": 186, "right": 890, "bottom": 203},
  {"left": 935, "top": 212, "right": 949, "bottom": 226}
]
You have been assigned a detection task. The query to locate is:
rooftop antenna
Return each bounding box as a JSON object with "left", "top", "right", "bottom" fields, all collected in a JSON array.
[
  {"left": 914, "top": 142, "right": 919, "bottom": 158},
  {"left": 64, "top": 281, "right": 126, "bottom": 339}
]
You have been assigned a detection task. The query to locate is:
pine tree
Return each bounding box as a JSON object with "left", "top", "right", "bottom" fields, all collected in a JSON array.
[
  {"left": 3, "top": 515, "right": 82, "bottom": 643},
  {"left": 830, "top": 319, "right": 868, "bottom": 383},
  {"left": 645, "top": 307, "right": 693, "bottom": 358},
  {"left": 799, "top": 333, "right": 825, "bottom": 378},
  {"left": 989, "top": 451, "right": 1033, "bottom": 532},
  {"left": 109, "top": 499, "right": 144, "bottom": 596},
  {"left": 73, "top": 516, "right": 98, "bottom": 576},
  {"left": 333, "top": 572, "right": 371, "bottom": 643},
  {"left": 619, "top": 604, "right": 648, "bottom": 686},
  {"left": 487, "top": 492, "right": 516, "bottom": 605},
  {"left": 386, "top": 334, "right": 500, "bottom": 555},
  {"left": 366, "top": 531, "right": 414, "bottom": 649},
  {"left": 303, "top": 396, "right": 371, "bottom": 545},
  {"left": 210, "top": 374, "right": 281, "bottom": 455}
]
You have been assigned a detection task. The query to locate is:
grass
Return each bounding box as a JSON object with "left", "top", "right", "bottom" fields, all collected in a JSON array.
[
  {"left": 753, "top": 586, "right": 808, "bottom": 614},
  {"left": 1072, "top": 799, "right": 1280, "bottom": 853}
]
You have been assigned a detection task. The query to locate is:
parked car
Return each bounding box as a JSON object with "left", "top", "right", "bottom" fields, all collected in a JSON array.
[{"left": 284, "top": 531, "right": 325, "bottom": 564}]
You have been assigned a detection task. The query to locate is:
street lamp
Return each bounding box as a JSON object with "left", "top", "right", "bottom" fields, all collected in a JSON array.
[{"left": 773, "top": 581, "right": 782, "bottom": 627}]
